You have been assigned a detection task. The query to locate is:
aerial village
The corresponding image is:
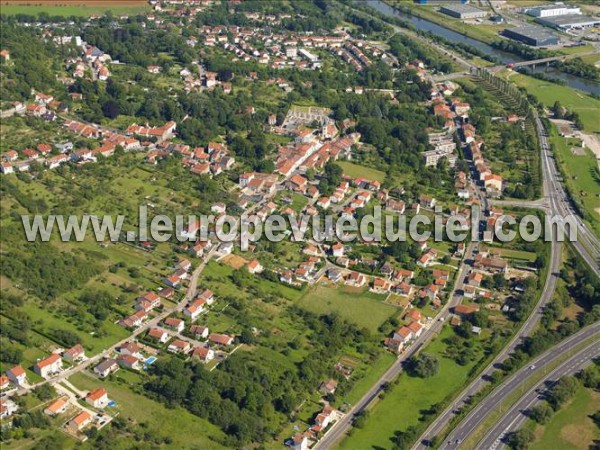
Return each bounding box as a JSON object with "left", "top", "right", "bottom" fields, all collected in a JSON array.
[{"left": 0, "top": 2, "right": 538, "bottom": 446}]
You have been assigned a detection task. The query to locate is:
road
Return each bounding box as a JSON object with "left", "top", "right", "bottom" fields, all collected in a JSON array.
[
  {"left": 314, "top": 242, "right": 476, "bottom": 449},
  {"left": 478, "top": 339, "right": 600, "bottom": 450},
  {"left": 488, "top": 50, "right": 600, "bottom": 72},
  {"left": 436, "top": 321, "right": 600, "bottom": 449},
  {"left": 16, "top": 247, "right": 217, "bottom": 396}
]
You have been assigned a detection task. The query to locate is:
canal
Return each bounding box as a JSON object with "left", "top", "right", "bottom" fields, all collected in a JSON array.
[{"left": 367, "top": 0, "right": 599, "bottom": 96}]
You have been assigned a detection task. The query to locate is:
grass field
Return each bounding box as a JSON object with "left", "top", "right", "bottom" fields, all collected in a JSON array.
[
  {"left": 337, "top": 326, "right": 479, "bottom": 450},
  {"left": 500, "top": 70, "right": 600, "bottom": 133},
  {"left": 549, "top": 124, "right": 600, "bottom": 236},
  {"left": 337, "top": 161, "right": 386, "bottom": 183},
  {"left": 0, "top": 0, "right": 150, "bottom": 16},
  {"left": 531, "top": 387, "right": 600, "bottom": 450},
  {"left": 69, "top": 371, "right": 229, "bottom": 449},
  {"left": 296, "top": 284, "right": 398, "bottom": 333}
]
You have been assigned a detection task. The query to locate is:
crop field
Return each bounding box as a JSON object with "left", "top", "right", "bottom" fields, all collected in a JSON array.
[{"left": 1, "top": 0, "right": 150, "bottom": 16}]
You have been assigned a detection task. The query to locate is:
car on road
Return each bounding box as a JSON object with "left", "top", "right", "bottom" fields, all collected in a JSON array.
[{"left": 530, "top": 364, "right": 536, "bottom": 370}]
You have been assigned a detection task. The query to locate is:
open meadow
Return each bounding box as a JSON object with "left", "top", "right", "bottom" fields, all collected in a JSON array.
[{"left": 0, "top": 0, "right": 150, "bottom": 16}]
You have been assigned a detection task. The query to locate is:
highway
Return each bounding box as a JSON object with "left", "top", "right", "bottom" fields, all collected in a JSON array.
[
  {"left": 437, "top": 322, "right": 600, "bottom": 449},
  {"left": 314, "top": 242, "right": 477, "bottom": 450},
  {"left": 477, "top": 339, "right": 600, "bottom": 450}
]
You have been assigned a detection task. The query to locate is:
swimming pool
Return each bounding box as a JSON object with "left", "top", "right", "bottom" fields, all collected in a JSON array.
[
  {"left": 107, "top": 400, "right": 117, "bottom": 407},
  {"left": 145, "top": 356, "right": 157, "bottom": 364}
]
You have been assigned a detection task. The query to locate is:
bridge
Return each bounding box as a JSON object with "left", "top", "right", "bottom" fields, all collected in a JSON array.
[{"left": 489, "top": 50, "right": 600, "bottom": 71}]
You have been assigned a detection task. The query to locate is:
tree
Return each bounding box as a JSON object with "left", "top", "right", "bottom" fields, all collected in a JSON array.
[
  {"left": 102, "top": 99, "right": 120, "bottom": 119},
  {"left": 405, "top": 353, "right": 439, "bottom": 378},
  {"left": 546, "top": 376, "right": 579, "bottom": 410},
  {"left": 528, "top": 402, "right": 553, "bottom": 424},
  {"left": 506, "top": 428, "right": 534, "bottom": 450}
]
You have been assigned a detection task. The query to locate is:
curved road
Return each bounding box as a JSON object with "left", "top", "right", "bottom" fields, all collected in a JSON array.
[
  {"left": 314, "top": 242, "right": 477, "bottom": 450},
  {"left": 412, "top": 239, "right": 561, "bottom": 449},
  {"left": 439, "top": 322, "right": 600, "bottom": 449},
  {"left": 477, "top": 335, "right": 600, "bottom": 450}
]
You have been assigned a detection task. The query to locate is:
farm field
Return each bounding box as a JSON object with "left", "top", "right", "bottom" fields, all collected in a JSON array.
[
  {"left": 500, "top": 70, "right": 600, "bottom": 133},
  {"left": 0, "top": 0, "right": 150, "bottom": 16},
  {"left": 337, "top": 326, "right": 480, "bottom": 450},
  {"left": 337, "top": 161, "right": 386, "bottom": 183},
  {"left": 296, "top": 284, "right": 398, "bottom": 333},
  {"left": 530, "top": 387, "right": 600, "bottom": 450}
]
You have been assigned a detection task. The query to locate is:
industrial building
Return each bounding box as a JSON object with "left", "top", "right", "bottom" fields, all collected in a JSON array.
[
  {"left": 524, "top": 3, "right": 581, "bottom": 18},
  {"left": 536, "top": 14, "right": 600, "bottom": 31},
  {"left": 440, "top": 4, "right": 488, "bottom": 19},
  {"left": 414, "top": 0, "right": 468, "bottom": 5},
  {"left": 502, "top": 25, "right": 559, "bottom": 47}
]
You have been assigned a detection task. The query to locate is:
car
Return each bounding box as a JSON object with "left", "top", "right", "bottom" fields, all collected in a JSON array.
[{"left": 530, "top": 365, "right": 536, "bottom": 370}]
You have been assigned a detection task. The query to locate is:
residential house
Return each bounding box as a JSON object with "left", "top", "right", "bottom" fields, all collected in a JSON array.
[
  {"left": 184, "top": 299, "right": 206, "bottom": 321},
  {"left": 247, "top": 259, "right": 264, "bottom": 274},
  {"left": 147, "top": 328, "right": 169, "bottom": 343},
  {"left": 117, "top": 342, "right": 142, "bottom": 359},
  {"left": 86, "top": 388, "right": 108, "bottom": 408},
  {"left": 331, "top": 243, "right": 344, "bottom": 257},
  {"left": 208, "top": 333, "right": 234, "bottom": 346},
  {"left": 319, "top": 379, "right": 338, "bottom": 395},
  {"left": 93, "top": 358, "right": 118, "bottom": 378},
  {"left": 69, "top": 411, "right": 92, "bottom": 430},
  {"left": 190, "top": 325, "right": 209, "bottom": 339},
  {"left": 168, "top": 339, "right": 192, "bottom": 354},
  {"left": 117, "top": 355, "right": 140, "bottom": 371},
  {"left": 345, "top": 271, "right": 366, "bottom": 287},
  {"left": 198, "top": 289, "right": 215, "bottom": 305},
  {"left": 192, "top": 346, "right": 215, "bottom": 363},
  {"left": 34, "top": 354, "right": 62, "bottom": 378},
  {"left": 407, "top": 321, "right": 423, "bottom": 338},
  {"left": 6, "top": 365, "right": 27, "bottom": 386},
  {"left": 453, "top": 304, "right": 480, "bottom": 317},
  {"left": 393, "top": 326, "right": 413, "bottom": 344},
  {"left": 63, "top": 344, "right": 85, "bottom": 363},
  {"left": 44, "top": 398, "right": 68, "bottom": 416},
  {"left": 291, "top": 433, "right": 309, "bottom": 450},
  {"left": 164, "top": 317, "right": 185, "bottom": 333}
]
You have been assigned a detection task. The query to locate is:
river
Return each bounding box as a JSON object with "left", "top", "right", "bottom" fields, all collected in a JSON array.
[{"left": 367, "top": 0, "right": 599, "bottom": 96}]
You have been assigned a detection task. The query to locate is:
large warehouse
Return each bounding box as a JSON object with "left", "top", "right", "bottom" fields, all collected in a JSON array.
[
  {"left": 536, "top": 14, "right": 600, "bottom": 31},
  {"left": 440, "top": 4, "right": 488, "bottom": 19},
  {"left": 524, "top": 3, "right": 581, "bottom": 18},
  {"left": 503, "top": 26, "right": 559, "bottom": 47}
]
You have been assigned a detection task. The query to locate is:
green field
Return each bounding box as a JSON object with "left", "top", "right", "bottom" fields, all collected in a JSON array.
[
  {"left": 501, "top": 71, "right": 600, "bottom": 133},
  {"left": 337, "top": 161, "right": 386, "bottom": 183},
  {"left": 0, "top": 3, "right": 150, "bottom": 17},
  {"left": 531, "top": 387, "right": 600, "bottom": 450},
  {"left": 296, "top": 284, "right": 398, "bottom": 333},
  {"left": 338, "top": 326, "right": 479, "bottom": 450},
  {"left": 549, "top": 124, "right": 600, "bottom": 236},
  {"left": 69, "top": 371, "right": 229, "bottom": 449}
]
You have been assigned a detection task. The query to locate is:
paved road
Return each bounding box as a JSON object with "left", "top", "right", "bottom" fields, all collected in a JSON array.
[
  {"left": 438, "top": 322, "right": 600, "bottom": 449},
  {"left": 314, "top": 242, "right": 476, "bottom": 450},
  {"left": 477, "top": 334, "right": 600, "bottom": 450},
  {"left": 488, "top": 51, "right": 600, "bottom": 72},
  {"left": 16, "top": 248, "right": 216, "bottom": 396},
  {"left": 412, "top": 233, "right": 561, "bottom": 449}
]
